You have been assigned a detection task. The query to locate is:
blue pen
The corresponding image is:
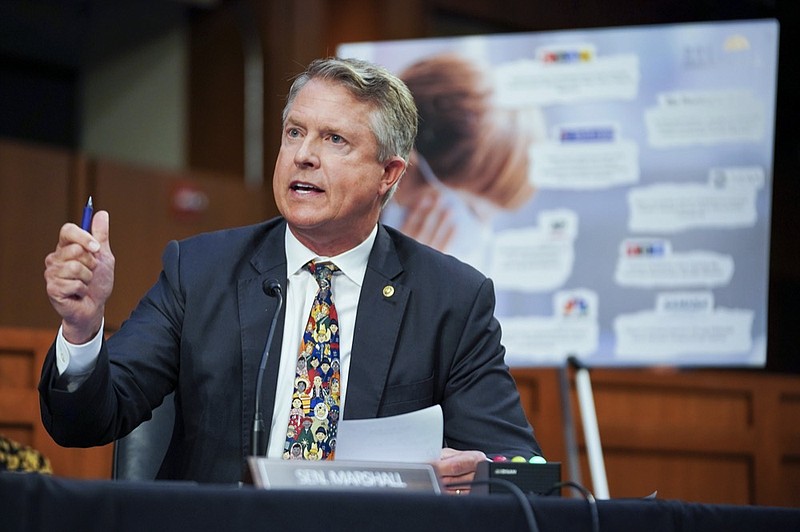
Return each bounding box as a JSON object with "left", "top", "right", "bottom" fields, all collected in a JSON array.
[{"left": 81, "top": 196, "right": 94, "bottom": 232}]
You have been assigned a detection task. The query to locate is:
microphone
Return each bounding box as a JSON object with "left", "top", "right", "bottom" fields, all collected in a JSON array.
[{"left": 251, "top": 278, "right": 283, "bottom": 456}]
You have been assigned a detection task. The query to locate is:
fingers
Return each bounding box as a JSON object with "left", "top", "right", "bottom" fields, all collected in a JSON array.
[
  {"left": 48, "top": 210, "right": 110, "bottom": 285},
  {"left": 44, "top": 210, "right": 115, "bottom": 343},
  {"left": 45, "top": 240, "right": 97, "bottom": 297},
  {"left": 45, "top": 250, "right": 94, "bottom": 287},
  {"left": 55, "top": 209, "right": 110, "bottom": 253},
  {"left": 44, "top": 254, "right": 94, "bottom": 320},
  {"left": 48, "top": 219, "right": 101, "bottom": 290},
  {"left": 434, "top": 448, "right": 488, "bottom": 495}
]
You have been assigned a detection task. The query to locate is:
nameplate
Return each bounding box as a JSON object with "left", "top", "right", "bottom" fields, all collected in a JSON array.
[{"left": 246, "top": 458, "right": 442, "bottom": 494}]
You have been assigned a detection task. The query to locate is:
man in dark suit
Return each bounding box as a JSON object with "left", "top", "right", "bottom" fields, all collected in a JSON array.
[{"left": 40, "top": 57, "right": 541, "bottom": 490}]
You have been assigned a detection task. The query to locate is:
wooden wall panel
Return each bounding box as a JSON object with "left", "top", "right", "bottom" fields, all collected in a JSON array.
[
  {"left": 783, "top": 458, "right": 800, "bottom": 503},
  {"left": 512, "top": 368, "right": 565, "bottom": 459},
  {"left": 593, "top": 384, "right": 752, "bottom": 432},
  {"left": 779, "top": 392, "right": 800, "bottom": 445},
  {"left": 0, "top": 327, "right": 112, "bottom": 479},
  {"left": 604, "top": 451, "right": 753, "bottom": 504},
  {"left": 188, "top": 2, "right": 245, "bottom": 179},
  {"left": 0, "top": 139, "right": 73, "bottom": 329},
  {"left": 511, "top": 368, "right": 800, "bottom": 507},
  {"left": 778, "top": 392, "right": 800, "bottom": 506}
]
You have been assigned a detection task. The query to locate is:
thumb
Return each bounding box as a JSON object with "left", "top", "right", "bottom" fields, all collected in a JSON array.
[{"left": 91, "top": 210, "right": 111, "bottom": 250}]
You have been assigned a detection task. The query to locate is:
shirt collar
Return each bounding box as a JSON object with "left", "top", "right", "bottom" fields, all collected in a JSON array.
[{"left": 284, "top": 224, "right": 377, "bottom": 286}]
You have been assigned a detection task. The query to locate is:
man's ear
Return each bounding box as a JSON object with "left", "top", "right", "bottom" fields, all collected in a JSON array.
[{"left": 379, "top": 156, "right": 407, "bottom": 195}]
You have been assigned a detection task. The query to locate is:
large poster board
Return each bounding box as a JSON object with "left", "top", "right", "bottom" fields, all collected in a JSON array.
[{"left": 339, "top": 19, "right": 779, "bottom": 367}]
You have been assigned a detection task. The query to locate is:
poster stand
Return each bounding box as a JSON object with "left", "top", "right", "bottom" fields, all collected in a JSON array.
[{"left": 560, "top": 356, "right": 610, "bottom": 500}]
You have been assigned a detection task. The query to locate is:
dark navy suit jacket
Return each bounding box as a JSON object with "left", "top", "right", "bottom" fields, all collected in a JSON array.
[{"left": 40, "top": 218, "right": 540, "bottom": 482}]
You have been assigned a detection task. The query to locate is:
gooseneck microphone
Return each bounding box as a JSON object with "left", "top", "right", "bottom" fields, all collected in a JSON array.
[{"left": 251, "top": 278, "right": 283, "bottom": 456}]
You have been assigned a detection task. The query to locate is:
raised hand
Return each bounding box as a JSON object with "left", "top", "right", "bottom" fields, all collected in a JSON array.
[{"left": 44, "top": 210, "right": 115, "bottom": 344}]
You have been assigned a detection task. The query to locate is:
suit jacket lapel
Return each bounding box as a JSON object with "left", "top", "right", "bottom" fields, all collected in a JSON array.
[
  {"left": 345, "top": 225, "right": 408, "bottom": 420},
  {"left": 238, "top": 221, "right": 287, "bottom": 456}
]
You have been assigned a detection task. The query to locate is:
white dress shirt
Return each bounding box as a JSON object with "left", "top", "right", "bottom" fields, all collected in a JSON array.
[{"left": 266, "top": 225, "right": 374, "bottom": 457}]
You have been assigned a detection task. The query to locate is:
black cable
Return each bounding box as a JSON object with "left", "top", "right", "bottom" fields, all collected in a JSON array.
[
  {"left": 445, "top": 479, "right": 540, "bottom": 532},
  {"left": 545, "top": 480, "right": 599, "bottom": 532}
]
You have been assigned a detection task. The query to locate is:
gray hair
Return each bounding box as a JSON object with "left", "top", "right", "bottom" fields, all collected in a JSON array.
[{"left": 283, "top": 57, "right": 418, "bottom": 204}]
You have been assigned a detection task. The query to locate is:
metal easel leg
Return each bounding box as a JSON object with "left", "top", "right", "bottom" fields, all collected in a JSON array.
[
  {"left": 568, "top": 356, "right": 609, "bottom": 500},
  {"left": 559, "top": 362, "right": 583, "bottom": 496}
]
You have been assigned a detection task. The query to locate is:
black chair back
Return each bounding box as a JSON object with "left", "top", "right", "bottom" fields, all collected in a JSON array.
[{"left": 112, "top": 393, "right": 175, "bottom": 480}]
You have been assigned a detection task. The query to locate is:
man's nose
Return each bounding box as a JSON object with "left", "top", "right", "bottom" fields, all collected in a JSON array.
[{"left": 294, "top": 137, "right": 320, "bottom": 168}]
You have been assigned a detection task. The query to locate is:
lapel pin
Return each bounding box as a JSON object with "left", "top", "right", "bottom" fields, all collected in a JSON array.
[{"left": 382, "top": 285, "right": 395, "bottom": 298}]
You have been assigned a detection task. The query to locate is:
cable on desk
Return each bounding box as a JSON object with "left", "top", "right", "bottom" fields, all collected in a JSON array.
[
  {"left": 545, "top": 480, "right": 599, "bottom": 532},
  {"left": 446, "top": 478, "right": 540, "bottom": 532}
]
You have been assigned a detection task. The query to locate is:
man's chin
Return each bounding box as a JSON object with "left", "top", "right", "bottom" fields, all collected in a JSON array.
[{"left": 284, "top": 215, "right": 328, "bottom": 232}]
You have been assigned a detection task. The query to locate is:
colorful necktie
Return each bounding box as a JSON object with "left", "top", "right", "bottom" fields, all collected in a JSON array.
[{"left": 284, "top": 261, "right": 340, "bottom": 460}]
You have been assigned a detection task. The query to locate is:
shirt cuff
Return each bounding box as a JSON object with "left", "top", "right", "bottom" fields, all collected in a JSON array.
[{"left": 55, "top": 320, "right": 104, "bottom": 376}]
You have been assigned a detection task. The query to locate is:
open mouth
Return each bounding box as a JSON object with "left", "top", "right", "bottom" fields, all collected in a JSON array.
[{"left": 291, "top": 182, "right": 323, "bottom": 193}]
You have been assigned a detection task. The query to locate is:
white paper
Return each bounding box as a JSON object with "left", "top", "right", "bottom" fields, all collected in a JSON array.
[{"left": 335, "top": 405, "right": 443, "bottom": 463}]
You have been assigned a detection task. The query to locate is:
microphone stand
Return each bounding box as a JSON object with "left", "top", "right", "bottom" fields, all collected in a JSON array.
[{"left": 251, "top": 279, "right": 283, "bottom": 457}]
